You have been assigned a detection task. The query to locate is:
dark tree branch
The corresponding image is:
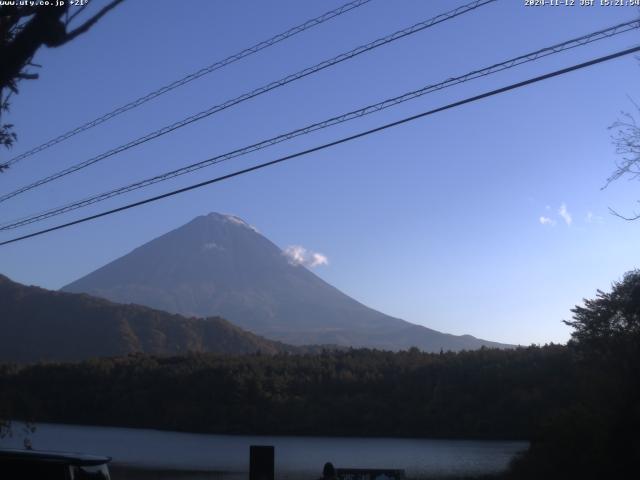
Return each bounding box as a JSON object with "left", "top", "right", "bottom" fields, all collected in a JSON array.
[
  {"left": 0, "top": 7, "right": 69, "bottom": 91},
  {"left": 16, "top": 72, "right": 38, "bottom": 80},
  {"left": 608, "top": 205, "right": 640, "bottom": 221},
  {"left": 604, "top": 99, "right": 640, "bottom": 191},
  {"left": 0, "top": 1, "right": 124, "bottom": 91},
  {"left": 58, "top": 0, "right": 124, "bottom": 45},
  {"left": 66, "top": 4, "right": 89, "bottom": 26},
  {"left": 0, "top": 1, "right": 124, "bottom": 167}
]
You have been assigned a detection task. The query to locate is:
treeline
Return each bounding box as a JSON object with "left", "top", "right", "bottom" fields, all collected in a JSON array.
[{"left": 1, "top": 345, "right": 571, "bottom": 440}]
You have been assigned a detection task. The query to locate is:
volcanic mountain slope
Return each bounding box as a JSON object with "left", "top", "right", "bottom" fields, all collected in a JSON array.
[
  {"left": 0, "top": 274, "right": 289, "bottom": 363},
  {"left": 63, "top": 213, "right": 513, "bottom": 352}
]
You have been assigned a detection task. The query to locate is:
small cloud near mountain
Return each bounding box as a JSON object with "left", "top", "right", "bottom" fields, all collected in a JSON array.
[{"left": 283, "top": 245, "right": 328, "bottom": 268}]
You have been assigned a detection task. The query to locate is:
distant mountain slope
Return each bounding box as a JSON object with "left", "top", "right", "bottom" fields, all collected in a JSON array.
[
  {"left": 63, "top": 213, "right": 513, "bottom": 352},
  {"left": 0, "top": 274, "right": 288, "bottom": 363}
]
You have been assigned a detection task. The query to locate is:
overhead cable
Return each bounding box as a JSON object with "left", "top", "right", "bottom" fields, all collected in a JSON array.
[
  {"left": 0, "top": 0, "right": 497, "bottom": 203},
  {"left": 2, "top": 43, "right": 638, "bottom": 247},
  {"left": 2, "top": 18, "right": 637, "bottom": 231},
  {"left": 0, "top": 0, "right": 374, "bottom": 170}
]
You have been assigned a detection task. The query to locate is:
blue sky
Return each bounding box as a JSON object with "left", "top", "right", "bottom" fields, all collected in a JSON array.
[{"left": 1, "top": 0, "right": 639, "bottom": 345}]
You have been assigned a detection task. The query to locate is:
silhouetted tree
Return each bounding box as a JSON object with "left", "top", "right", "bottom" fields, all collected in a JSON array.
[
  {"left": 565, "top": 270, "right": 640, "bottom": 344},
  {"left": 605, "top": 97, "right": 640, "bottom": 219},
  {"left": 0, "top": 0, "right": 124, "bottom": 169},
  {"left": 509, "top": 271, "right": 640, "bottom": 479}
]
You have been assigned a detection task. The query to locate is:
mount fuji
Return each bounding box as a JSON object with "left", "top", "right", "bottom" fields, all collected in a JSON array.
[{"left": 63, "top": 213, "right": 512, "bottom": 351}]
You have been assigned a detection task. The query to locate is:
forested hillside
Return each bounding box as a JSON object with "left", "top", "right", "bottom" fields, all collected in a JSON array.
[{"left": 0, "top": 274, "right": 289, "bottom": 362}]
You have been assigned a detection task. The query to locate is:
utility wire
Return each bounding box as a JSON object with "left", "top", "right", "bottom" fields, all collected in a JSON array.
[
  {"left": 1, "top": 44, "right": 638, "bottom": 247},
  {"left": 2, "top": 19, "right": 638, "bottom": 231},
  {"left": 0, "top": 0, "right": 497, "bottom": 204},
  {"left": 0, "top": 0, "right": 373, "bottom": 170}
]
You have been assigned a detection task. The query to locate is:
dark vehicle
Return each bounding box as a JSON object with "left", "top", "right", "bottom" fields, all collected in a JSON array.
[{"left": 0, "top": 448, "right": 111, "bottom": 479}]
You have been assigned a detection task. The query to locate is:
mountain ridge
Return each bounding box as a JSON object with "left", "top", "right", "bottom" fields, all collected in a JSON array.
[{"left": 0, "top": 273, "right": 294, "bottom": 363}]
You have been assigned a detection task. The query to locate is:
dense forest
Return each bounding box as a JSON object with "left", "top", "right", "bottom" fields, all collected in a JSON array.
[
  {"left": 0, "top": 345, "right": 570, "bottom": 440},
  {"left": 1, "top": 271, "right": 639, "bottom": 479}
]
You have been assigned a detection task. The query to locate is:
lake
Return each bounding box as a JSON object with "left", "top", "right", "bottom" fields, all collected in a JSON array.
[{"left": 0, "top": 423, "right": 527, "bottom": 479}]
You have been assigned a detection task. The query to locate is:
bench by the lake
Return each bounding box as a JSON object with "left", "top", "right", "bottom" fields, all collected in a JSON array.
[{"left": 250, "top": 445, "right": 405, "bottom": 480}]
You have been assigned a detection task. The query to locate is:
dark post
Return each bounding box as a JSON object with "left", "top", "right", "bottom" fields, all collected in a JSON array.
[{"left": 249, "top": 445, "right": 274, "bottom": 480}]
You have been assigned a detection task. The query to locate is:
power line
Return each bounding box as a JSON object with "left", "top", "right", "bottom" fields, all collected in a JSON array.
[
  {"left": 1, "top": 44, "right": 638, "bottom": 248},
  {"left": 2, "top": 18, "right": 638, "bottom": 232},
  {"left": 0, "top": 0, "right": 374, "bottom": 170},
  {"left": 0, "top": 0, "right": 497, "bottom": 204}
]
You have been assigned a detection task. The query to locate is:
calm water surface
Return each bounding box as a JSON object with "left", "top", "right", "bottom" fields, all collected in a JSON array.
[{"left": 0, "top": 423, "right": 527, "bottom": 479}]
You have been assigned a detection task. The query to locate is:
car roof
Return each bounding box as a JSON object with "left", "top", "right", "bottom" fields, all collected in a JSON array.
[{"left": 0, "top": 448, "right": 111, "bottom": 466}]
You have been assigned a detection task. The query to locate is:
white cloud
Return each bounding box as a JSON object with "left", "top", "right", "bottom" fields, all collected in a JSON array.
[
  {"left": 283, "top": 245, "right": 305, "bottom": 265},
  {"left": 586, "top": 211, "right": 604, "bottom": 224},
  {"left": 309, "top": 252, "right": 329, "bottom": 267},
  {"left": 539, "top": 216, "right": 556, "bottom": 226},
  {"left": 558, "top": 203, "right": 572, "bottom": 226},
  {"left": 283, "top": 245, "right": 328, "bottom": 268}
]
